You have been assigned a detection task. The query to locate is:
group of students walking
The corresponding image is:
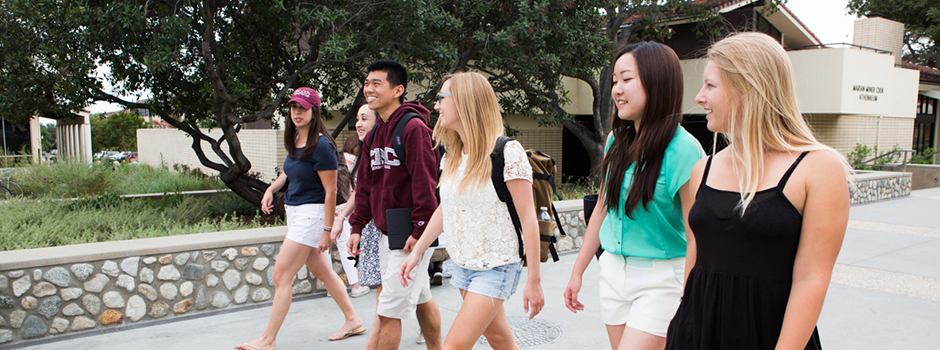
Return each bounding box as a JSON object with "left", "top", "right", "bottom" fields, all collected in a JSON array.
[{"left": 235, "top": 31, "right": 851, "bottom": 350}]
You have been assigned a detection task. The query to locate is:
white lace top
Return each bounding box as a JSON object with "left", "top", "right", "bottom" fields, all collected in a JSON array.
[{"left": 439, "top": 140, "right": 532, "bottom": 271}]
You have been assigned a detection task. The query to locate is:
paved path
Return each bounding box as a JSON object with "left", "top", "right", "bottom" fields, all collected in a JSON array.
[{"left": 9, "top": 188, "right": 940, "bottom": 349}]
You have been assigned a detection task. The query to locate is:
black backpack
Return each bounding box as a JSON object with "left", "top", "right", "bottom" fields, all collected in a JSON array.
[
  {"left": 490, "top": 136, "right": 566, "bottom": 263},
  {"left": 368, "top": 117, "right": 565, "bottom": 262}
]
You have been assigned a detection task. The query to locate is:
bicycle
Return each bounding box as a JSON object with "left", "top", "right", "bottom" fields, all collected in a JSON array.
[{"left": 0, "top": 168, "right": 23, "bottom": 199}]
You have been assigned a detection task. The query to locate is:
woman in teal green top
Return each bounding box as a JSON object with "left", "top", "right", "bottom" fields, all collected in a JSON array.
[{"left": 563, "top": 42, "right": 703, "bottom": 350}]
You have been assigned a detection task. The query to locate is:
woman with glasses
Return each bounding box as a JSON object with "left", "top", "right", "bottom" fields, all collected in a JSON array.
[{"left": 398, "top": 72, "right": 545, "bottom": 350}]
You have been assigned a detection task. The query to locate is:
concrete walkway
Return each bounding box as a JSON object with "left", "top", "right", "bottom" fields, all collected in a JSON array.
[{"left": 9, "top": 188, "right": 940, "bottom": 350}]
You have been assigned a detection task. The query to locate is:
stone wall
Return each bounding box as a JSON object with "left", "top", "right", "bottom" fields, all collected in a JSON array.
[
  {"left": 850, "top": 171, "right": 912, "bottom": 204},
  {"left": 0, "top": 228, "right": 342, "bottom": 346}
]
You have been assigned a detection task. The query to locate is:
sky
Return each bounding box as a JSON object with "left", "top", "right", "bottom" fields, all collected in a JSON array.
[
  {"left": 82, "top": 0, "right": 862, "bottom": 116},
  {"left": 784, "top": 0, "right": 859, "bottom": 44}
]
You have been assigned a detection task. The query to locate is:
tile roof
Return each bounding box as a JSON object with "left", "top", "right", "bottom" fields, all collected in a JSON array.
[{"left": 898, "top": 62, "right": 940, "bottom": 85}]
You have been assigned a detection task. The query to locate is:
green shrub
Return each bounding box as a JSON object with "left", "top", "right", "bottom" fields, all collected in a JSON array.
[
  {"left": 557, "top": 175, "right": 601, "bottom": 201},
  {"left": 206, "top": 192, "right": 264, "bottom": 218},
  {"left": 14, "top": 161, "right": 114, "bottom": 198},
  {"left": 112, "top": 163, "right": 224, "bottom": 194},
  {"left": 911, "top": 148, "right": 937, "bottom": 165},
  {"left": 0, "top": 194, "right": 280, "bottom": 251},
  {"left": 847, "top": 143, "right": 873, "bottom": 167},
  {"left": 847, "top": 143, "right": 904, "bottom": 170},
  {"left": 11, "top": 162, "right": 225, "bottom": 198}
]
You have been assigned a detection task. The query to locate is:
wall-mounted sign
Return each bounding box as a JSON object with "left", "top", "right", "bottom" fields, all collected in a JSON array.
[{"left": 853, "top": 85, "right": 884, "bottom": 102}]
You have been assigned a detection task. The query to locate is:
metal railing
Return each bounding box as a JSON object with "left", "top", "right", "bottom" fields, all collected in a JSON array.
[
  {"left": 0, "top": 154, "right": 34, "bottom": 168},
  {"left": 854, "top": 149, "right": 917, "bottom": 172},
  {"left": 908, "top": 149, "right": 940, "bottom": 165}
]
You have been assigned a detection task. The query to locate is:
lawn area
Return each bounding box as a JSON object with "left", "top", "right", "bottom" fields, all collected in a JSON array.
[{"left": 1, "top": 162, "right": 281, "bottom": 251}]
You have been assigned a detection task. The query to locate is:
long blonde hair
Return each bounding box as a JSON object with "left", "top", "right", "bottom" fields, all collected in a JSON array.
[
  {"left": 433, "top": 72, "right": 505, "bottom": 193},
  {"left": 707, "top": 32, "right": 851, "bottom": 212}
]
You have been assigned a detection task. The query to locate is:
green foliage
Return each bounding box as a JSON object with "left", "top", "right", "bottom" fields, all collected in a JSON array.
[
  {"left": 848, "top": 0, "right": 940, "bottom": 68},
  {"left": 847, "top": 143, "right": 874, "bottom": 167},
  {"left": 875, "top": 144, "right": 904, "bottom": 166},
  {"left": 912, "top": 147, "right": 937, "bottom": 164},
  {"left": 12, "top": 162, "right": 224, "bottom": 198},
  {"left": 847, "top": 143, "right": 905, "bottom": 170},
  {"left": 40, "top": 123, "right": 56, "bottom": 152},
  {"left": 90, "top": 112, "right": 149, "bottom": 152},
  {"left": 0, "top": 194, "right": 280, "bottom": 251},
  {"left": 15, "top": 161, "right": 115, "bottom": 198},
  {"left": 557, "top": 175, "right": 601, "bottom": 201}
]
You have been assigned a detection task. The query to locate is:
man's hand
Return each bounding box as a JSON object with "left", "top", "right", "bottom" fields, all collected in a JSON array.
[
  {"left": 403, "top": 235, "right": 418, "bottom": 254},
  {"left": 347, "top": 234, "right": 361, "bottom": 257}
]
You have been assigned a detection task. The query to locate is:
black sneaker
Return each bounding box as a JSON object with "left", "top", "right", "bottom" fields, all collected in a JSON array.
[{"left": 430, "top": 272, "right": 443, "bottom": 286}]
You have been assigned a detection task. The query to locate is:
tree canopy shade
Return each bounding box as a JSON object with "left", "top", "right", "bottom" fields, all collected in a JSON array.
[
  {"left": 848, "top": 0, "right": 940, "bottom": 68},
  {"left": 1, "top": 0, "right": 735, "bottom": 207}
]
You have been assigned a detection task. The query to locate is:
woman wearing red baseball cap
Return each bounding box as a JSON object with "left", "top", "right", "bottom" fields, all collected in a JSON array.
[{"left": 236, "top": 87, "right": 364, "bottom": 350}]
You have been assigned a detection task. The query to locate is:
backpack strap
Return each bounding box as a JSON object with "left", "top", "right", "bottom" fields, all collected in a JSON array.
[
  {"left": 391, "top": 112, "right": 422, "bottom": 166},
  {"left": 365, "top": 124, "right": 378, "bottom": 155},
  {"left": 490, "top": 136, "right": 525, "bottom": 260}
]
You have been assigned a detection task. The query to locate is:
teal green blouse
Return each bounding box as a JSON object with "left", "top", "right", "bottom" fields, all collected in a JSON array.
[{"left": 598, "top": 126, "right": 704, "bottom": 259}]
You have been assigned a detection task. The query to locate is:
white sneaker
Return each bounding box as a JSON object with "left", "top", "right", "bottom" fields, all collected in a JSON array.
[
  {"left": 416, "top": 329, "right": 426, "bottom": 344},
  {"left": 350, "top": 285, "right": 370, "bottom": 298}
]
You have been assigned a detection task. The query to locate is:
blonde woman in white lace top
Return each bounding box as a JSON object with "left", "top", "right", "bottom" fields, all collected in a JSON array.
[{"left": 398, "top": 72, "right": 544, "bottom": 350}]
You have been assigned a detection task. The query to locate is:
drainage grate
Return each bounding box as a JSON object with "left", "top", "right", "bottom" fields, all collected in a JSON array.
[{"left": 476, "top": 316, "right": 563, "bottom": 348}]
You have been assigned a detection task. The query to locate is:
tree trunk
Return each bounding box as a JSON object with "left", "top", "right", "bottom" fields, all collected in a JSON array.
[{"left": 219, "top": 166, "right": 269, "bottom": 208}]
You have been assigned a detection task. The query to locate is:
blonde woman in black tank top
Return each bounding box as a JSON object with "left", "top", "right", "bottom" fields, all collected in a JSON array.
[{"left": 664, "top": 33, "right": 853, "bottom": 350}]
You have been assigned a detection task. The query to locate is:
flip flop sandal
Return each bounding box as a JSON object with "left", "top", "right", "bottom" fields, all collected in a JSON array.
[
  {"left": 234, "top": 344, "right": 272, "bottom": 350},
  {"left": 328, "top": 326, "right": 367, "bottom": 341}
]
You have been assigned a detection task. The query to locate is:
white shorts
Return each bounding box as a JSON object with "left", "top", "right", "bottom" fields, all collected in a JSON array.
[
  {"left": 597, "top": 252, "right": 685, "bottom": 338},
  {"left": 377, "top": 234, "right": 434, "bottom": 319},
  {"left": 284, "top": 204, "right": 326, "bottom": 248}
]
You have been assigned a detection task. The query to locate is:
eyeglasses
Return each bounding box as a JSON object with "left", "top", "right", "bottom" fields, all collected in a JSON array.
[{"left": 437, "top": 93, "right": 451, "bottom": 104}]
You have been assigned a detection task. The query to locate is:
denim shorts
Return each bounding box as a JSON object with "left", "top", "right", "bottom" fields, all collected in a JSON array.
[{"left": 446, "top": 260, "right": 523, "bottom": 301}]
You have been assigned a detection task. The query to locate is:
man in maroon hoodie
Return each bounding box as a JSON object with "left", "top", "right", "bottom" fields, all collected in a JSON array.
[{"left": 346, "top": 60, "right": 441, "bottom": 350}]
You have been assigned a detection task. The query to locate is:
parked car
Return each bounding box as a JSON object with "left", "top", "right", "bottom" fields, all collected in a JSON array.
[{"left": 95, "top": 151, "right": 120, "bottom": 160}]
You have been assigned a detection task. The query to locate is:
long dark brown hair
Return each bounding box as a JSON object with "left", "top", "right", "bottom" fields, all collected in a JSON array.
[
  {"left": 284, "top": 102, "right": 335, "bottom": 160},
  {"left": 601, "top": 42, "right": 684, "bottom": 218}
]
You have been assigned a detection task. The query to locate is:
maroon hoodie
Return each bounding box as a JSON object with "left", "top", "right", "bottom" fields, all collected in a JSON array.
[{"left": 348, "top": 101, "right": 438, "bottom": 240}]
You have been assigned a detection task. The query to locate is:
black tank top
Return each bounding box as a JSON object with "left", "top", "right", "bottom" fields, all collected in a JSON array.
[
  {"left": 665, "top": 151, "right": 822, "bottom": 350},
  {"left": 688, "top": 151, "right": 809, "bottom": 282}
]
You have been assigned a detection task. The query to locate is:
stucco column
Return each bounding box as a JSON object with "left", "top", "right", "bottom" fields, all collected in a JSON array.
[
  {"left": 29, "top": 116, "right": 41, "bottom": 163},
  {"left": 55, "top": 116, "right": 93, "bottom": 163},
  {"left": 80, "top": 117, "right": 92, "bottom": 162}
]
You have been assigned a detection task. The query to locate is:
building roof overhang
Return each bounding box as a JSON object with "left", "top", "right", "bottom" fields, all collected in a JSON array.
[
  {"left": 665, "top": 1, "right": 821, "bottom": 47},
  {"left": 899, "top": 62, "right": 940, "bottom": 88}
]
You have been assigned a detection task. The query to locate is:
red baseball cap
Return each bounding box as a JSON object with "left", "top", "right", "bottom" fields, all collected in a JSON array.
[{"left": 288, "top": 87, "right": 321, "bottom": 109}]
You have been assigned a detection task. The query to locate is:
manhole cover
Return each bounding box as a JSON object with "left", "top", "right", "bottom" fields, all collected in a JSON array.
[{"left": 476, "top": 316, "right": 563, "bottom": 348}]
